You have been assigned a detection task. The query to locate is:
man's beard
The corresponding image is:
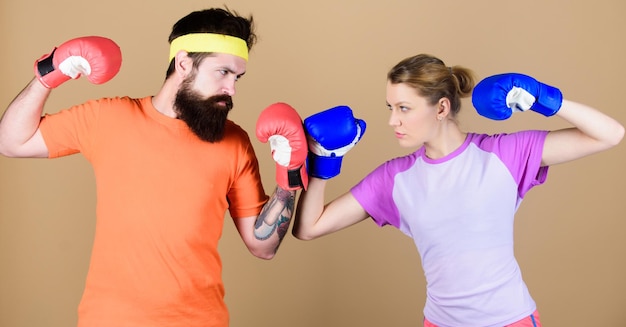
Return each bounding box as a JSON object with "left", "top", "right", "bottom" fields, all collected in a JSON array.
[{"left": 174, "top": 82, "right": 233, "bottom": 143}]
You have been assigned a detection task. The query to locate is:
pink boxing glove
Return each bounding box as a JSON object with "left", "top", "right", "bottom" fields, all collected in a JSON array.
[
  {"left": 256, "top": 102, "right": 308, "bottom": 191},
  {"left": 34, "top": 36, "right": 122, "bottom": 89}
]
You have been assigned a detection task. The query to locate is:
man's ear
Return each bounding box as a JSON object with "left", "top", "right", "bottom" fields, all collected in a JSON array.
[{"left": 174, "top": 50, "right": 192, "bottom": 78}]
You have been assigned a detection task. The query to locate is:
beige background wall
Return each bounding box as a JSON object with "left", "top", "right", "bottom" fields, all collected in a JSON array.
[{"left": 1, "top": 1, "right": 625, "bottom": 326}]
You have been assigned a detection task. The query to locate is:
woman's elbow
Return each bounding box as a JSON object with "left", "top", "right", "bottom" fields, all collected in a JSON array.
[
  {"left": 291, "top": 227, "right": 318, "bottom": 241},
  {"left": 609, "top": 123, "right": 625, "bottom": 147}
]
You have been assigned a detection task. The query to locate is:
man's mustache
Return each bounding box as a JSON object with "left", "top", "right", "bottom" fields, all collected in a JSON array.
[{"left": 210, "top": 94, "right": 233, "bottom": 110}]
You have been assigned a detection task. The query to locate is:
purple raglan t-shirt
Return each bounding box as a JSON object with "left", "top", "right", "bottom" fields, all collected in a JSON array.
[{"left": 351, "top": 131, "right": 549, "bottom": 327}]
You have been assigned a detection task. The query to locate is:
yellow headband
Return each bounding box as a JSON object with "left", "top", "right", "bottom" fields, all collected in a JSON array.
[{"left": 169, "top": 33, "right": 249, "bottom": 62}]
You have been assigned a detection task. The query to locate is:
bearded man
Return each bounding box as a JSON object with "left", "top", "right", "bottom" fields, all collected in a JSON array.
[{"left": 0, "top": 7, "right": 308, "bottom": 327}]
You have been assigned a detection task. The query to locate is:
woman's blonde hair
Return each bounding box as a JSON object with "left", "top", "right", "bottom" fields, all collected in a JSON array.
[{"left": 387, "top": 54, "right": 475, "bottom": 118}]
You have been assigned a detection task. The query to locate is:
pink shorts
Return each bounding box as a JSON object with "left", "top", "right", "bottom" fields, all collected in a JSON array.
[{"left": 424, "top": 310, "right": 541, "bottom": 327}]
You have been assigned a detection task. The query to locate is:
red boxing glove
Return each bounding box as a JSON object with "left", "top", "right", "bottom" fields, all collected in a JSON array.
[
  {"left": 34, "top": 36, "right": 122, "bottom": 89},
  {"left": 256, "top": 102, "right": 308, "bottom": 191}
]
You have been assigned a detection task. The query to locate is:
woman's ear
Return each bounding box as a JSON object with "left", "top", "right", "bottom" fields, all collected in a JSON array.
[{"left": 437, "top": 97, "right": 451, "bottom": 120}]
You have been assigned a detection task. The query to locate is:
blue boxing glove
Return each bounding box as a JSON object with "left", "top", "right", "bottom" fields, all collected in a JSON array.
[
  {"left": 472, "top": 73, "right": 563, "bottom": 120},
  {"left": 304, "top": 106, "right": 366, "bottom": 179}
]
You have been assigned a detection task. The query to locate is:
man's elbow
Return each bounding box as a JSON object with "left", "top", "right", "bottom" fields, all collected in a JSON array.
[
  {"left": 249, "top": 247, "right": 277, "bottom": 260},
  {"left": 0, "top": 140, "right": 14, "bottom": 157},
  {"left": 0, "top": 145, "right": 19, "bottom": 158}
]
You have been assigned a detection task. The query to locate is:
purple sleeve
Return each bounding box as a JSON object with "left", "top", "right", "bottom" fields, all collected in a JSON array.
[
  {"left": 350, "top": 155, "right": 416, "bottom": 228},
  {"left": 475, "top": 130, "right": 549, "bottom": 198}
]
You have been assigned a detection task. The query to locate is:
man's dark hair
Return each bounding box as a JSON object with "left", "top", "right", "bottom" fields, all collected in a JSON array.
[{"left": 165, "top": 7, "right": 256, "bottom": 78}]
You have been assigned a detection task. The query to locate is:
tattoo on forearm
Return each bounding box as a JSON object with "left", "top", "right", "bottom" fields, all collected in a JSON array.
[{"left": 254, "top": 187, "right": 295, "bottom": 241}]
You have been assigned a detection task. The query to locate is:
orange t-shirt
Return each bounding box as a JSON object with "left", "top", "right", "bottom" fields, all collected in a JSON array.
[{"left": 39, "top": 96, "right": 268, "bottom": 327}]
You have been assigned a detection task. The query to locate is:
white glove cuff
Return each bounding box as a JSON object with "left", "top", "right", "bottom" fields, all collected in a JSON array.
[
  {"left": 268, "top": 135, "right": 292, "bottom": 167},
  {"left": 59, "top": 56, "right": 91, "bottom": 79},
  {"left": 309, "top": 123, "right": 363, "bottom": 157},
  {"left": 506, "top": 86, "right": 535, "bottom": 112}
]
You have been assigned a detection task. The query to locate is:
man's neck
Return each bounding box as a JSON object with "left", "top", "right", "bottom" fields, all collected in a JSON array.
[{"left": 151, "top": 80, "right": 178, "bottom": 118}]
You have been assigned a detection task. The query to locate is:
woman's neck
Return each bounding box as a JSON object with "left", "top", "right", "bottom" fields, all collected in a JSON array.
[{"left": 423, "top": 122, "right": 467, "bottom": 159}]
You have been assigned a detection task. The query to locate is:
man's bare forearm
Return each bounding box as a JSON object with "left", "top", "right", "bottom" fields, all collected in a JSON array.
[{"left": 254, "top": 186, "right": 296, "bottom": 250}]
